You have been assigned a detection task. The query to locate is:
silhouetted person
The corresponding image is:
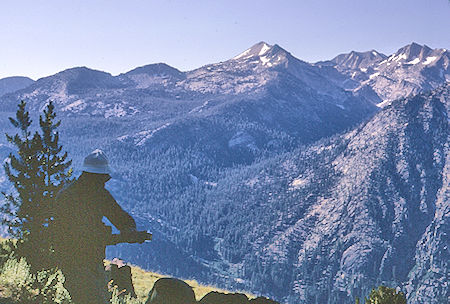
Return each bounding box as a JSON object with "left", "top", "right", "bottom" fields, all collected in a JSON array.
[{"left": 51, "top": 149, "right": 139, "bottom": 304}]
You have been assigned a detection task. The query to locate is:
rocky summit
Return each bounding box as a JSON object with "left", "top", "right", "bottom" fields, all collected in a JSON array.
[{"left": 0, "top": 42, "right": 448, "bottom": 304}]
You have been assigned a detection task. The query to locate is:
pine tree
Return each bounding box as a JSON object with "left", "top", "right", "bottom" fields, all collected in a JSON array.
[
  {"left": 1, "top": 101, "right": 73, "bottom": 269},
  {"left": 1, "top": 100, "right": 43, "bottom": 240},
  {"left": 38, "top": 101, "right": 73, "bottom": 214}
]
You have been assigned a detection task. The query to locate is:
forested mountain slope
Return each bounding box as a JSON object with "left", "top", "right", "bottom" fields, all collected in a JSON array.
[
  {"left": 0, "top": 42, "right": 448, "bottom": 304},
  {"left": 106, "top": 84, "right": 449, "bottom": 303},
  {"left": 198, "top": 84, "right": 448, "bottom": 303}
]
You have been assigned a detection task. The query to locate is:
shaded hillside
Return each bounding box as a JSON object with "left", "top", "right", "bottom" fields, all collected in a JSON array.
[{"left": 0, "top": 77, "right": 34, "bottom": 97}]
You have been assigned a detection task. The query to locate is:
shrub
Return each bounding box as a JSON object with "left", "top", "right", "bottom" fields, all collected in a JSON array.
[
  {"left": 109, "top": 286, "right": 142, "bottom": 304},
  {"left": 0, "top": 258, "right": 71, "bottom": 303}
]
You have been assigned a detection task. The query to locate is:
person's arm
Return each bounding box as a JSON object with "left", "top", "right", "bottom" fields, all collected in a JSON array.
[{"left": 100, "top": 188, "right": 137, "bottom": 232}]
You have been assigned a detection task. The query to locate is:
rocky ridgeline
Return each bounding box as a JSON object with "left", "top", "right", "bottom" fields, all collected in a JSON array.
[{"left": 146, "top": 278, "right": 279, "bottom": 304}]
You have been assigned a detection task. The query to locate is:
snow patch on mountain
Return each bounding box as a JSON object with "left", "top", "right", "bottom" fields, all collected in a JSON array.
[
  {"left": 406, "top": 58, "right": 421, "bottom": 65},
  {"left": 118, "top": 123, "right": 172, "bottom": 146},
  {"left": 391, "top": 53, "right": 408, "bottom": 62},
  {"left": 423, "top": 56, "right": 438, "bottom": 65},
  {"left": 369, "top": 72, "right": 380, "bottom": 79},
  {"left": 61, "top": 100, "right": 86, "bottom": 112},
  {"left": 259, "top": 43, "right": 271, "bottom": 56},
  {"left": 289, "top": 177, "right": 309, "bottom": 189},
  {"left": 260, "top": 56, "right": 271, "bottom": 66},
  {"left": 234, "top": 48, "right": 252, "bottom": 60},
  {"left": 105, "top": 104, "right": 127, "bottom": 118}
]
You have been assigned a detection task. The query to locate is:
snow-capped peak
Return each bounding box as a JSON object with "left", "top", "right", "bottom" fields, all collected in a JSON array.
[
  {"left": 258, "top": 43, "right": 271, "bottom": 56},
  {"left": 232, "top": 42, "right": 292, "bottom": 68},
  {"left": 233, "top": 41, "right": 274, "bottom": 60},
  {"left": 387, "top": 42, "right": 433, "bottom": 63}
]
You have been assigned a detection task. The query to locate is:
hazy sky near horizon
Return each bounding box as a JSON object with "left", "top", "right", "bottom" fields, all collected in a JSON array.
[{"left": 0, "top": 0, "right": 449, "bottom": 80}]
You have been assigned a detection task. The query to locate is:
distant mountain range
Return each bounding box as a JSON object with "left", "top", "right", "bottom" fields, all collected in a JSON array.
[
  {"left": 1, "top": 41, "right": 448, "bottom": 113},
  {"left": 0, "top": 42, "right": 448, "bottom": 304},
  {"left": 317, "top": 42, "right": 449, "bottom": 105}
]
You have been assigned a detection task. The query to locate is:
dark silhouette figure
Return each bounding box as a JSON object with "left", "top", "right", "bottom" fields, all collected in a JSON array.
[{"left": 51, "top": 150, "right": 146, "bottom": 304}]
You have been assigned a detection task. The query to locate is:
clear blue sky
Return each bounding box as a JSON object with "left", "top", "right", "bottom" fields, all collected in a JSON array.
[{"left": 1, "top": 0, "right": 449, "bottom": 80}]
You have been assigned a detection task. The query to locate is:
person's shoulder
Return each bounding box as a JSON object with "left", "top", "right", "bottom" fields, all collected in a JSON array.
[{"left": 56, "top": 180, "right": 78, "bottom": 200}]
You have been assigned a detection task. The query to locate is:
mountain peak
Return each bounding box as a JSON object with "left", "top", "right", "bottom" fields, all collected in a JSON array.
[
  {"left": 404, "top": 42, "right": 431, "bottom": 52},
  {"left": 45, "top": 66, "right": 126, "bottom": 95},
  {"left": 233, "top": 41, "right": 274, "bottom": 60},
  {"left": 124, "top": 63, "right": 184, "bottom": 78},
  {"left": 53, "top": 66, "right": 113, "bottom": 80},
  {"left": 330, "top": 49, "right": 387, "bottom": 69},
  {"left": 231, "top": 42, "right": 294, "bottom": 68},
  {"left": 390, "top": 42, "right": 433, "bottom": 62}
]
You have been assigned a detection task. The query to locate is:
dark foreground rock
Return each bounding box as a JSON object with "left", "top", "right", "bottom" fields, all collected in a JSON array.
[
  {"left": 146, "top": 277, "right": 196, "bottom": 304},
  {"left": 199, "top": 291, "right": 280, "bottom": 304},
  {"left": 249, "top": 296, "right": 280, "bottom": 304},
  {"left": 142, "top": 277, "right": 280, "bottom": 304},
  {"left": 199, "top": 291, "right": 249, "bottom": 304}
]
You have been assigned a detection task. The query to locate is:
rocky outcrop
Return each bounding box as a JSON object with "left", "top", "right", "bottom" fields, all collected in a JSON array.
[{"left": 145, "top": 278, "right": 196, "bottom": 304}]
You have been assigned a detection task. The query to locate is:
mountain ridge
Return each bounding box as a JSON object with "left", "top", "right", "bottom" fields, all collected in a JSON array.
[
  {"left": 315, "top": 42, "right": 449, "bottom": 106},
  {"left": 1, "top": 41, "right": 447, "bottom": 110}
]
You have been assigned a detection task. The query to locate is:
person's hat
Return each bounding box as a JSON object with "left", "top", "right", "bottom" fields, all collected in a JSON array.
[{"left": 82, "top": 149, "right": 111, "bottom": 174}]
